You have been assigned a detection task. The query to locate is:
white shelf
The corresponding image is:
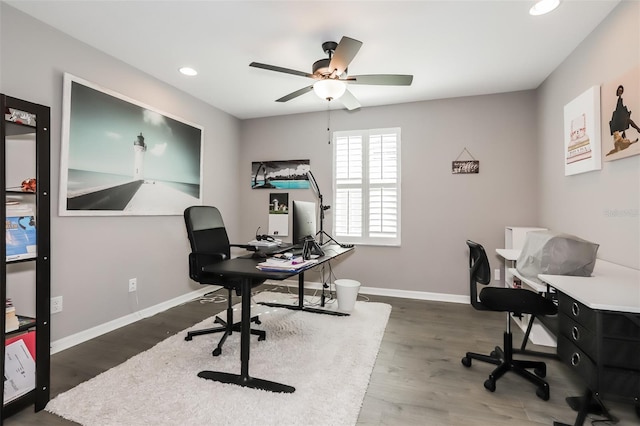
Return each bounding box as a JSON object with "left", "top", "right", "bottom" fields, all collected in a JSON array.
[{"left": 499, "top": 227, "right": 555, "bottom": 348}]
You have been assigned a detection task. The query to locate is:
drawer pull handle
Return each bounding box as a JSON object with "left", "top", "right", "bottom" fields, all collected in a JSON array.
[
  {"left": 572, "top": 302, "right": 580, "bottom": 317},
  {"left": 572, "top": 326, "right": 580, "bottom": 341},
  {"left": 571, "top": 353, "right": 581, "bottom": 366}
]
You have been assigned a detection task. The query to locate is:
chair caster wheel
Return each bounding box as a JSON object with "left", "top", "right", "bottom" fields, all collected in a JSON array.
[
  {"left": 258, "top": 335, "right": 266, "bottom": 341},
  {"left": 484, "top": 379, "right": 496, "bottom": 392},
  {"left": 255, "top": 319, "right": 262, "bottom": 325},
  {"left": 185, "top": 335, "right": 193, "bottom": 341},
  {"left": 212, "top": 347, "right": 222, "bottom": 357},
  {"left": 490, "top": 350, "right": 498, "bottom": 358},
  {"left": 536, "top": 386, "right": 550, "bottom": 401},
  {"left": 534, "top": 366, "right": 546, "bottom": 378},
  {"left": 461, "top": 356, "right": 471, "bottom": 367}
]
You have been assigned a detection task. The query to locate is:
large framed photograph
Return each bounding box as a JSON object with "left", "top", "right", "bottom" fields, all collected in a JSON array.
[
  {"left": 60, "top": 73, "right": 204, "bottom": 216},
  {"left": 563, "top": 86, "right": 601, "bottom": 176}
]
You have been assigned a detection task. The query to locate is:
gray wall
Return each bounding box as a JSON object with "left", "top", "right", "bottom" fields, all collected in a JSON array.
[
  {"left": 537, "top": 0, "right": 639, "bottom": 268},
  {"left": 1, "top": 5, "right": 242, "bottom": 341},
  {"left": 239, "top": 91, "right": 540, "bottom": 297}
]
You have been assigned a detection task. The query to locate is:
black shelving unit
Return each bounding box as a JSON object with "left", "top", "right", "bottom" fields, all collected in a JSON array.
[{"left": 0, "top": 95, "right": 50, "bottom": 422}]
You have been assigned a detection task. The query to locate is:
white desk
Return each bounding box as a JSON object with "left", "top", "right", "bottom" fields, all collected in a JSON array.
[
  {"left": 539, "top": 260, "right": 640, "bottom": 313},
  {"left": 495, "top": 248, "right": 520, "bottom": 261}
]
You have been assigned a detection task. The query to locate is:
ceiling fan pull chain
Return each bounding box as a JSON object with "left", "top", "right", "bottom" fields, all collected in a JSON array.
[{"left": 327, "top": 101, "right": 332, "bottom": 144}]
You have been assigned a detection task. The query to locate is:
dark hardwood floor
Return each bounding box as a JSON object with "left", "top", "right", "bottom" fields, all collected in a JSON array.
[{"left": 4, "top": 284, "right": 638, "bottom": 425}]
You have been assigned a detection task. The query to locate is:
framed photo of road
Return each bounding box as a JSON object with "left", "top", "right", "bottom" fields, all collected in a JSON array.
[{"left": 59, "top": 73, "right": 203, "bottom": 216}]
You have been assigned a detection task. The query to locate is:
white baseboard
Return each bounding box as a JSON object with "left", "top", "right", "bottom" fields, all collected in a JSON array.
[
  {"left": 51, "top": 282, "right": 467, "bottom": 355},
  {"left": 264, "top": 279, "right": 469, "bottom": 304},
  {"left": 50, "top": 287, "right": 215, "bottom": 355}
]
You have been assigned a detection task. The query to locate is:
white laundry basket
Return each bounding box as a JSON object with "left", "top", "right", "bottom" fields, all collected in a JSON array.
[{"left": 334, "top": 279, "right": 361, "bottom": 312}]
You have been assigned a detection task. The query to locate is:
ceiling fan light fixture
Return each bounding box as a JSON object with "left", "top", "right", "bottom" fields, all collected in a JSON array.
[
  {"left": 313, "top": 79, "right": 346, "bottom": 100},
  {"left": 529, "top": 0, "right": 560, "bottom": 16}
]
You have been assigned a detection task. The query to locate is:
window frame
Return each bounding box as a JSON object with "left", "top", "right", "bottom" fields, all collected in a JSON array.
[{"left": 332, "top": 127, "right": 401, "bottom": 246}]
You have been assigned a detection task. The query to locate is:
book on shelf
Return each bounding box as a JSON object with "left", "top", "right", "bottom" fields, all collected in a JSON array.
[
  {"left": 6, "top": 306, "right": 19, "bottom": 333},
  {"left": 256, "top": 257, "right": 318, "bottom": 272},
  {"left": 6, "top": 298, "right": 18, "bottom": 332},
  {"left": 5, "top": 298, "right": 35, "bottom": 333},
  {"left": 4, "top": 331, "right": 36, "bottom": 404},
  {"left": 5, "top": 201, "right": 37, "bottom": 261}
]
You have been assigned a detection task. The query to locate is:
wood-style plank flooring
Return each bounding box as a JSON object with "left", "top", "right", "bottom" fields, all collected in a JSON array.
[{"left": 4, "top": 284, "right": 638, "bottom": 425}]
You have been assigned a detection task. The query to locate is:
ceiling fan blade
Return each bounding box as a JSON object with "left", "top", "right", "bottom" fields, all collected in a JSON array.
[
  {"left": 329, "top": 36, "right": 363, "bottom": 76},
  {"left": 250, "top": 62, "right": 314, "bottom": 79},
  {"left": 347, "top": 74, "right": 413, "bottom": 86},
  {"left": 276, "top": 85, "right": 314, "bottom": 103},
  {"left": 338, "top": 88, "right": 361, "bottom": 111}
]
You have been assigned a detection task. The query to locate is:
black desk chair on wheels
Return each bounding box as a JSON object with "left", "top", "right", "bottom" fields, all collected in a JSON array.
[
  {"left": 461, "top": 240, "right": 557, "bottom": 400},
  {"left": 184, "top": 206, "right": 266, "bottom": 357}
]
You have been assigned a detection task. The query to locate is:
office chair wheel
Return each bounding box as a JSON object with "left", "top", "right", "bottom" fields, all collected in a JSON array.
[
  {"left": 255, "top": 318, "right": 262, "bottom": 325},
  {"left": 461, "top": 356, "right": 472, "bottom": 367},
  {"left": 534, "top": 366, "right": 546, "bottom": 378},
  {"left": 484, "top": 378, "right": 496, "bottom": 392},
  {"left": 490, "top": 350, "right": 498, "bottom": 358},
  {"left": 536, "top": 386, "right": 550, "bottom": 401},
  {"left": 258, "top": 334, "right": 266, "bottom": 341},
  {"left": 185, "top": 335, "right": 193, "bottom": 341},
  {"left": 212, "top": 347, "right": 222, "bottom": 357}
]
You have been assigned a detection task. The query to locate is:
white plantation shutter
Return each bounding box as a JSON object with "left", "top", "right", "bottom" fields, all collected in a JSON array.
[{"left": 333, "top": 128, "right": 401, "bottom": 245}]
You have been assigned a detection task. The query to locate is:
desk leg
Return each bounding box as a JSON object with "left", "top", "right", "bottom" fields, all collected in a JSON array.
[
  {"left": 260, "top": 272, "right": 349, "bottom": 317},
  {"left": 553, "top": 388, "right": 593, "bottom": 426},
  {"left": 198, "top": 277, "right": 295, "bottom": 393}
]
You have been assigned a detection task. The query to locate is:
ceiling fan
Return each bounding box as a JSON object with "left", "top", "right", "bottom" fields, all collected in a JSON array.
[{"left": 249, "top": 36, "right": 413, "bottom": 110}]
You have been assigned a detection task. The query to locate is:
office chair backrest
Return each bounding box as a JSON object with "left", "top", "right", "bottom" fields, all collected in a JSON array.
[
  {"left": 184, "top": 206, "right": 231, "bottom": 283},
  {"left": 466, "top": 240, "right": 491, "bottom": 310}
]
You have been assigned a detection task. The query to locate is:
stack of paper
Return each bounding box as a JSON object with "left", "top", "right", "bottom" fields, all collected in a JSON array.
[{"left": 256, "top": 257, "right": 318, "bottom": 272}]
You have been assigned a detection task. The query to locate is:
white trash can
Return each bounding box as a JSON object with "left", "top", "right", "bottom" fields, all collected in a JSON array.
[{"left": 335, "top": 279, "right": 361, "bottom": 312}]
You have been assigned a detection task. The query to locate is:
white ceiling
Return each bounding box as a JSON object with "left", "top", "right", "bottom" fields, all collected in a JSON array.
[{"left": 7, "top": 0, "right": 620, "bottom": 120}]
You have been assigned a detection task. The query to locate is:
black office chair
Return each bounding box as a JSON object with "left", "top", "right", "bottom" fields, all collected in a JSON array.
[
  {"left": 461, "top": 240, "right": 557, "bottom": 401},
  {"left": 184, "top": 206, "right": 266, "bottom": 356}
]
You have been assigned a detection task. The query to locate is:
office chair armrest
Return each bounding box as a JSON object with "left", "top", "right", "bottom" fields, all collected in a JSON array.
[
  {"left": 188, "top": 251, "right": 228, "bottom": 282},
  {"left": 191, "top": 251, "right": 227, "bottom": 261}
]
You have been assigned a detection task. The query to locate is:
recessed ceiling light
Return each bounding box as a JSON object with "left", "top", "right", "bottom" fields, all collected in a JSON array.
[
  {"left": 179, "top": 67, "right": 198, "bottom": 76},
  {"left": 529, "top": 0, "right": 560, "bottom": 16}
]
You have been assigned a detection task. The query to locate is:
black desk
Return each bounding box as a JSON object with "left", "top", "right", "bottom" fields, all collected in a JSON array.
[{"left": 200, "top": 243, "right": 353, "bottom": 393}]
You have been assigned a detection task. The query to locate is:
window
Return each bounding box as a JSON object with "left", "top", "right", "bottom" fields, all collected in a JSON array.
[{"left": 333, "top": 128, "right": 401, "bottom": 246}]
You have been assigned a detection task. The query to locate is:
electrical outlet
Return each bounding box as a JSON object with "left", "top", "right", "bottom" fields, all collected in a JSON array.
[
  {"left": 51, "top": 296, "right": 63, "bottom": 314},
  {"left": 494, "top": 269, "right": 501, "bottom": 281},
  {"left": 128, "top": 278, "right": 137, "bottom": 292}
]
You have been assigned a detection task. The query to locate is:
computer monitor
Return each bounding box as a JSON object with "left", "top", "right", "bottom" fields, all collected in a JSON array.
[{"left": 292, "top": 200, "right": 317, "bottom": 245}]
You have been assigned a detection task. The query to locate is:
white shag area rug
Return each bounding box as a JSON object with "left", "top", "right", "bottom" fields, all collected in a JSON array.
[{"left": 46, "top": 292, "right": 391, "bottom": 426}]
